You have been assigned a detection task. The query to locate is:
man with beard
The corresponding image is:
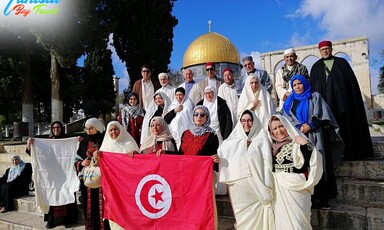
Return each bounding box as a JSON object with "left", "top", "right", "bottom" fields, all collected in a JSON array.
[{"left": 310, "top": 40, "right": 373, "bottom": 160}]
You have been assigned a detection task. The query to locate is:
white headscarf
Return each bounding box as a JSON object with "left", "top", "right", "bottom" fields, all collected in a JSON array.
[
  {"left": 203, "top": 86, "right": 222, "bottom": 143},
  {"left": 140, "top": 92, "right": 172, "bottom": 145},
  {"left": 85, "top": 118, "right": 105, "bottom": 133},
  {"left": 140, "top": 116, "right": 175, "bottom": 153},
  {"left": 100, "top": 121, "right": 139, "bottom": 153},
  {"left": 167, "top": 89, "right": 195, "bottom": 148},
  {"left": 237, "top": 74, "right": 276, "bottom": 130},
  {"left": 218, "top": 111, "right": 273, "bottom": 199}
]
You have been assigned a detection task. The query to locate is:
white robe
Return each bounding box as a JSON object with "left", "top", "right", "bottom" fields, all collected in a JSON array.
[
  {"left": 270, "top": 115, "right": 323, "bottom": 230},
  {"left": 275, "top": 67, "right": 292, "bottom": 111},
  {"left": 218, "top": 111, "right": 275, "bottom": 230},
  {"left": 155, "top": 85, "right": 176, "bottom": 102},
  {"left": 167, "top": 97, "right": 195, "bottom": 148},
  {"left": 237, "top": 75, "right": 275, "bottom": 131},
  {"left": 218, "top": 83, "right": 239, "bottom": 127},
  {"left": 100, "top": 121, "right": 139, "bottom": 230},
  {"left": 140, "top": 92, "right": 171, "bottom": 145}
]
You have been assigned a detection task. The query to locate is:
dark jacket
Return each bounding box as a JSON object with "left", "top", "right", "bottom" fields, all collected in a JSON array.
[{"left": 197, "top": 96, "right": 233, "bottom": 140}]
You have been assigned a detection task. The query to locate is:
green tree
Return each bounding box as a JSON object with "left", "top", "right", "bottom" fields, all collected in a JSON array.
[
  {"left": 81, "top": 43, "right": 116, "bottom": 119},
  {"left": 113, "top": 0, "right": 178, "bottom": 89}
]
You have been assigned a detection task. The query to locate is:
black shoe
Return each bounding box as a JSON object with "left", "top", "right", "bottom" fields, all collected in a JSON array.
[{"left": 45, "top": 223, "right": 55, "bottom": 229}]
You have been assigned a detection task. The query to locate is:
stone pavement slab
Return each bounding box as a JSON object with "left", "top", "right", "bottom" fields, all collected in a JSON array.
[{"left": 0, "top": 210, "right": 235, "bottom": 230}]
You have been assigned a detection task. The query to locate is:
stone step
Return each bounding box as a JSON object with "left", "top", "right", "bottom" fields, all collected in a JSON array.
[
  {"left": 1, "top": 142, "right": 28, "bottom": 154},
  {"left": 0, "top": 211, "right": 84, "bottom": 230},
  {"left": 336, "top": 159, "right": 384, "bottom": 180},
  {"left": 337, "top": 179, "right": 384, "bottom": 206},
  {"left": 372, "top": 140, "right": 384, "bottom": 158},
  {"left": 311, "top": 201, "right": 384, "bottom": 230},
  {"left": 13, "top": 194, "right": 42, "bottom": 216},
  {"left": 0, "top": 152, "right": 31, "bottom": 164},
  {"left": 217, "top": 195, "right": 384, "bottom": 229}
]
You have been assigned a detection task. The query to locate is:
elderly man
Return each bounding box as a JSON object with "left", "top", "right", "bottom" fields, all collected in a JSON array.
[
  {"left": 275, "top": 48, "right": 309, "bottom": 110},
  {"left": 132, "top": 64, "right": 161, "bottom": 111},
  {"left": 310, "top": 40, "right": 373, "bottom": 160},
  {"left": 239, "top": 56, "right": 272, "bottom": 94},
  {"left": 218, "top": 68, "right": 239, "bottom": 127},
  {"left": 155, "top": 72, "right": 176, "bottom": 101},
  {"left": 178, "top": 68, "right": 196, "bottom": 98},
  {"left": 189, "top": 62, "right": 223, "bottom": 104}
]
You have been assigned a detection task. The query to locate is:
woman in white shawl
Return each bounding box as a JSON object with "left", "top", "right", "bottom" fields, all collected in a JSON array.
[
  {"left": 218, "top": 110, "right": 275, "bottom": 230},
  {"left": 93, "top": 121, "right": 139, "bottom": 230},
  {"left": 164, "top": 87, "right": 194, "bottom": 148},
  {"left": 139, "top": 116, "right": 177, "bottom": 155},
  {"left": 197, "top": 86, "right": 233, "bottom": 145},
  {"left": 268, "top": 115, "right": 323, "bottom": 230},
  {"left": 140, "top": 92, "right": 171, "bottom": 145},
  {"left": 238, "top": 73, "right": 276, "bottom": 130}
]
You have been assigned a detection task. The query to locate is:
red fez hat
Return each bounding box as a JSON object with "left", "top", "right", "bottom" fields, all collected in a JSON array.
[
  {"left": 318, "top": 40, "right": 332, "bottom": 49},
  {"left": 205, "top": 62, "right": 215, "bottom": 68},
  {"left": 222, "top": 67, "right": 233, "bottom": 74}
]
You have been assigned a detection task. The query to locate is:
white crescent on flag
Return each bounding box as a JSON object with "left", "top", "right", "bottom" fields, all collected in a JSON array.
[{"left": 135, "top": 174, "right": 172, "bottom": 219}]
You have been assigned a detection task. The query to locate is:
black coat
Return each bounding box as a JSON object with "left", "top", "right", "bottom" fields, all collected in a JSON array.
[
  {"left": 0, "top": 163, "right": 32, "bottom": 210},
  {"left": 310, "top": 56, "right": 373, "bottom": 160},
  {"left": 197, "top": 96, "right": 233, "bottom": 140}
]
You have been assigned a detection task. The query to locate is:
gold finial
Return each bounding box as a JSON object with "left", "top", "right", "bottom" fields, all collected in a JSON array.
[{"left": 208, "top": 20, "right": 212, "bottom": 33}]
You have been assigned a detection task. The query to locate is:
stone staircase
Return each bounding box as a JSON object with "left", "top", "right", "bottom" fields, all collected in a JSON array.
[
  {"left": 0, "top": 142, "right": 236, "bottom": 230},
  {"left": 216, "top": 139, "right": 384, "bottom": 230},
  {"left": 0, "top": 140, "right": 383, "bottom": 229}
]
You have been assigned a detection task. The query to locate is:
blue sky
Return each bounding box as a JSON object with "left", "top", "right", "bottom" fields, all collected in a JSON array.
[{"left": 113, "top": 0, "right": 384, "bottom": 94}]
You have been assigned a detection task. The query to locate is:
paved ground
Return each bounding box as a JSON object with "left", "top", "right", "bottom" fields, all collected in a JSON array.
[{"left": 0, "top": 211, "right": 235, "bottom": 230}]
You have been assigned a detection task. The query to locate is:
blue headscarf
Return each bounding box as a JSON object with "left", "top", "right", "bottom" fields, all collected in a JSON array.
[{"left": 283, "top": 74, "right": 311, "bottom": 125}]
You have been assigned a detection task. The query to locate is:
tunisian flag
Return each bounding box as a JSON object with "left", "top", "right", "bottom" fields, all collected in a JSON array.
[{"left": 100, "top": 152, "right": 214, "bottom": 230}]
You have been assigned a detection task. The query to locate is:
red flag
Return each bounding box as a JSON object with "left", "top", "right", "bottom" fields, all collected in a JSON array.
[{"left": 100, "top": 152, "right": 214, "bottom": 230}]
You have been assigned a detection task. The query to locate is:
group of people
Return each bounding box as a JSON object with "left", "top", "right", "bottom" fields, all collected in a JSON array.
[{"left": 7, "top": 39, "right": 372, "bottom": 230}]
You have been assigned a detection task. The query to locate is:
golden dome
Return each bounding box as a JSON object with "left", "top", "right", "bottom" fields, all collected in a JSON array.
[{"left": 182, "top": 32, "right": 240, "bottom": 68}]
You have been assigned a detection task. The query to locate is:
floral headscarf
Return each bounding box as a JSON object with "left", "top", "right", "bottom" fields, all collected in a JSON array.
[{"left": 189, "top": 105, "right": 214, "bottom": 136}]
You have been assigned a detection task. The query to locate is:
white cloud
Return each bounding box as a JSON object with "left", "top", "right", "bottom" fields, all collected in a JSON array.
[
  {"left": 296, "top": 0, "right": 384, "bottom": 51},
  {"left": 240, "top": 51, "right": 263, "bottom": 70}
]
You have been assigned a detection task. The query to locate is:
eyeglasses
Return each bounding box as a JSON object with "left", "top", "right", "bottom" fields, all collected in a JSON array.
[
  {"left": 193, "top": 112, "right": 206, "bottom": 118},
  {"left": 205, "top": 68, "right": 214, "bottom": 71},
  {"left": 240, "top": 119, "right": 253, "bottom": 123},
  {"left": 204, "top": 91, "right": 214, "bottom": 95},
  {"left": 142, "top": 70, "right": 150, "bottom": 73}
]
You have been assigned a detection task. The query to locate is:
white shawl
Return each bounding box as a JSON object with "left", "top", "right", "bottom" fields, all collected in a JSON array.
[
  {"left": 237, "top": 74, "right": 276, "bottom": 130},
  {"left": 140, "top": 92, "right": 171, "bottom": 145},
  {"left": 100, "top": 121, "right": 139, "bottom": 153},
  {"left": 218, "top": 83, "right": 239, "bottom": 127},
  {"left": 167, "top": 96, "right": 195, "bottom": 148},
  {"left": 269, "top": 115, "right": 323, "bottom": 230},
  {"left": 203, "top": 87, "right": 222, "bottom": 144},
  {"left": 218, "top": 111, "right": 273, "bottom": 202},
  {"left": 31, "top": 137, "right": 80, "bottom": 214}
]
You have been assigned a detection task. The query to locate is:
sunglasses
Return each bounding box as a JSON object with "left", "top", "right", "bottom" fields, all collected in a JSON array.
[
  {"left": 142, "top": 70, "right": 150, "bottom": 73},
  {"left": 205, "top": 68, "right": 214, "bottom": 71},
  {"left": 193, "top": 112, "right": 206, "bottom": 118}
]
